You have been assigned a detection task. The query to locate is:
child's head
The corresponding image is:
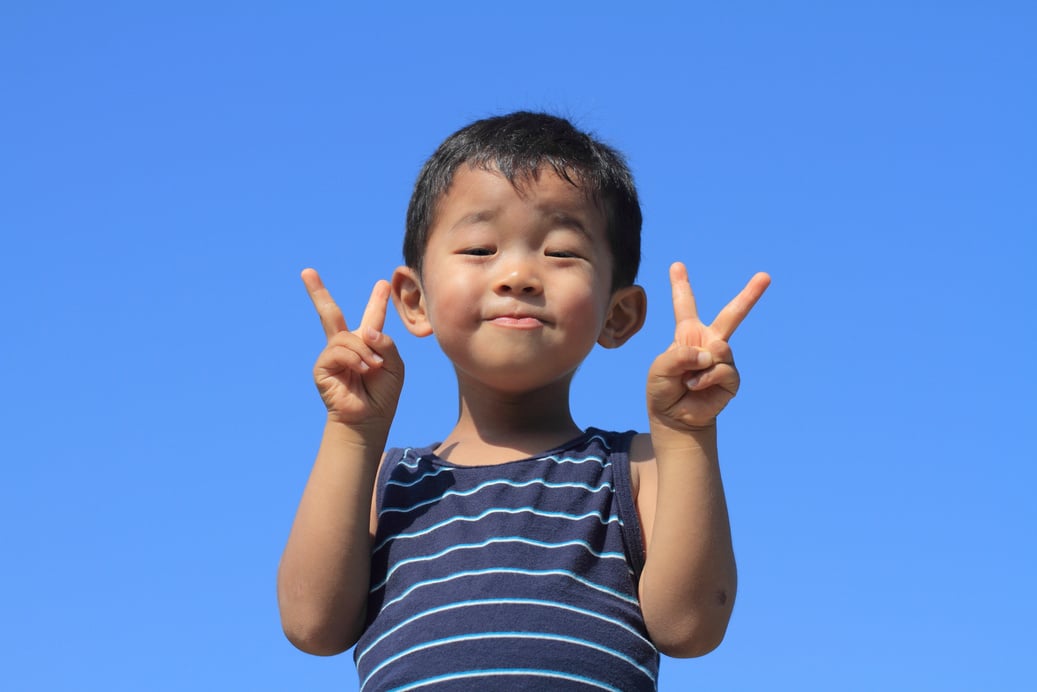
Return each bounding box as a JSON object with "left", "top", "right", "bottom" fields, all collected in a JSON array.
[{"left": 404, "top": 112, "right": 642, "bottom": 291}]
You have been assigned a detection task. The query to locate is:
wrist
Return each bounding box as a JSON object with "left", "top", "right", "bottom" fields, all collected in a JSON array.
[
  {"left": 648, "top": 419, "right": 718, "bottom": 456},
  {"left": 322, "top": 416, "right": 391, "bottom": 457}
]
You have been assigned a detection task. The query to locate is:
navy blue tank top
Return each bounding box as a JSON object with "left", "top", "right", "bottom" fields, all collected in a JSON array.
[{"left": 354, "top": 428, "right": 659, "bottom": 691}]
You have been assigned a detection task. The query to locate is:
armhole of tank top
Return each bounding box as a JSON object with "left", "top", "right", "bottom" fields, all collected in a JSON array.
[{"left": 610, "top": 429, "right": 647, "bottom": 582}]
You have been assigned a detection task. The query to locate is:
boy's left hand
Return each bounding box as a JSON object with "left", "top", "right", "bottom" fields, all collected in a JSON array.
[{"left": 647, "top": 262, "right": 770, "bottom": 432}]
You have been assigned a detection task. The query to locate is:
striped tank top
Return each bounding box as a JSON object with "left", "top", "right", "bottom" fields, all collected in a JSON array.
[{"left": 353, "top": 428, "right": 659, "bottom": 691}]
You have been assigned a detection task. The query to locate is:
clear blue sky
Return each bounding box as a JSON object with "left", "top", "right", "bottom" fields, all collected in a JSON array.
[{"left": 3, "top": 2, "right": 1034, "bottom": 690}]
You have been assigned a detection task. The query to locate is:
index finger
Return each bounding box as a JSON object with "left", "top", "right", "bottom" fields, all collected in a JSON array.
[
  {"left": 711, "top": 272, "right": 771, "bottom": 341},
  {"left": 670, "top": 261, "right": 700, "bottom": 325},
  {"left": 301, "top": 268, "right": 349, "bottom": 339}
]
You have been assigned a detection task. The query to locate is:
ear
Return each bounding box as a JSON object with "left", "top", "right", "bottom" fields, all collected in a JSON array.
[
  {"left": 598, "top": 284, "right": 647, "bottom": 349},
  {"left": 390, "top": 265, "right": 434, "bottom": 337}
]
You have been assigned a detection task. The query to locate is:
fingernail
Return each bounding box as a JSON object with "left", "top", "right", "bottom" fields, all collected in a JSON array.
[
  {"left": 686, "top": 374, "right": 701, "bottom": 389},
  {"left": 365, "top": 327, "right": 381, "bottom": 341},
  {"left": 370, "top": 352, "right": 384, "bottom": 365},
  {"left": 697, "top": 351, "right": 712, "bottom": 367}
]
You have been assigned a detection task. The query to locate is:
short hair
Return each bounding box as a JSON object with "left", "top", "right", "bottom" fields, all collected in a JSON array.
[{"left": 404, "top": 112, "right": 642, "bottom": 290}]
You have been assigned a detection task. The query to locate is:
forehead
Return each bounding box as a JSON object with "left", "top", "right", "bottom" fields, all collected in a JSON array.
[{"left": 431, "top": 164, "right": 606, "bottom": 231}]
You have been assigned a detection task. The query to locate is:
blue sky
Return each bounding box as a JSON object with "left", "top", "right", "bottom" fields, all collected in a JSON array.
[{"left": 2, "top": 2, "right": 1034, "bottom": 690}]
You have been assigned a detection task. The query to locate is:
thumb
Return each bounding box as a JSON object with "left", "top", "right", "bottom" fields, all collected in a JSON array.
[
  {"left": 362, "top": 327, "right": 404, "bottom": 373},
  {"left": 651, "top": 345, "right": 713, "bottom": 379}
]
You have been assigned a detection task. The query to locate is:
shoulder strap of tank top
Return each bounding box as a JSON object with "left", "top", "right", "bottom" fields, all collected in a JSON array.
[{"left": 606, "top": 429, "right": 648, "bottom": 582}]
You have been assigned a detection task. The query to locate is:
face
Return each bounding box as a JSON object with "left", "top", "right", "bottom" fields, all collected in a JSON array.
[{"left": 397, "top": 165, "right": 633, "bottom": 393}]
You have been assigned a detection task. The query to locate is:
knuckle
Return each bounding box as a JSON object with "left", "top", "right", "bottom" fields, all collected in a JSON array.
[{"left": 710, "top": 341, "right": 733, "bottom": 358}]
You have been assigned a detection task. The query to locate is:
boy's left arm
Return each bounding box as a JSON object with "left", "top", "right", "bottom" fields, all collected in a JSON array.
[{"left": 636, "top": 262, "right": 770, "bottom": 658}]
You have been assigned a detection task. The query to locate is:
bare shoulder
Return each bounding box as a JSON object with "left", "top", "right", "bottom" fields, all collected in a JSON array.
[{"left": 629, "top": 432, "right": 658, "bottom": 549}]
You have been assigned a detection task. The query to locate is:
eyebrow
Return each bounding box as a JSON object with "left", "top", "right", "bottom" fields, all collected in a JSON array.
[
  {"left": 447, "top": 208, "right": 593, "bottom": 239},
  {"left": 544, "top": 210, "right": 593, "bottom": 239},
  {"left": 449, "top": 209, "right": 498, "bottom": 231}
]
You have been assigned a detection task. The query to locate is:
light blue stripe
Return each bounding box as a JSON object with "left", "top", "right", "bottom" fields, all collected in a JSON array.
[
  {"left": 376, "top": 567, "right": 641, "bottom": 609},
  {"left": 382, "top": 668, "right": 622, "bottom": 692},
  {"left": 397, "top": 453, "right": 609, "bottom": 470},
  {"left": 378, "top": 478, "right": 613, "bottom": 517},
  {"left": 384, "top": 464, "right": 453, "bottom": 488},
  {"left": 395, "top": 432, "right": 611, "bottom": 468},
  {"left": 539, "top": 433, "right": 612, "bottom": 465},
  {"left": 372, "top": 507, "right": 621, "bottom": 554},
  {"left": 370, "top": 536, "right": 627, "bottom": 592},
  {"left": 355, "top": 598, "right": 654, "bottom": 667},
  {"left": 540, "top": 453, "right": 609, "bottom": 466},
  {"left": 398, "top": 451, "right": 608, "bottom": 469},
  {"left": 361, "top": 632, "right": 653, "bottom": 690},
  {"left": 396, "top": 448, "right": 425, "bottom": 468}
]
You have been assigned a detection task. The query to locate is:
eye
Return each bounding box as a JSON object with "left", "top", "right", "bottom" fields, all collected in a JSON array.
[
  {"left": 546, "top": 250, "right": 582, "bottom": 259},
  {"left": 460, "top": 247, "right": 494, "bottom": 256}
]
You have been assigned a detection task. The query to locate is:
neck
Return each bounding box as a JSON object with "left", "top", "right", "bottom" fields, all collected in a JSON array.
[{"left": 436, "top": 372, "right": 583, "bottom": 464}]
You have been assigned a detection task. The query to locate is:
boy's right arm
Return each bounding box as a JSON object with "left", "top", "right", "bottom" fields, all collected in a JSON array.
[{"left": 277, "top": 269, "right": 404, "bottom": 656}]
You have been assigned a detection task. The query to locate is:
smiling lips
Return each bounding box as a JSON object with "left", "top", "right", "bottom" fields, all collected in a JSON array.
[{"left": 489, "top": 314, "right": 546, "bottom": 329}]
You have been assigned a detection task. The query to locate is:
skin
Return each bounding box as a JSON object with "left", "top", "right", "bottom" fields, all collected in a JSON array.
[{"left": 277, "top": 165, "right": 770, "bottom": 659}]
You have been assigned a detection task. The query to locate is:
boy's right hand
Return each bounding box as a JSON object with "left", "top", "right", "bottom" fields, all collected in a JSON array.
[{"left": 302, "top": 268, "right": 404, "bottom": 430}]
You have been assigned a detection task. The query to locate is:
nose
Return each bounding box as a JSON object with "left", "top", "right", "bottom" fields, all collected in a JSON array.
[{"left": 494, "top": 257, "right": 543, "bottom": 295}]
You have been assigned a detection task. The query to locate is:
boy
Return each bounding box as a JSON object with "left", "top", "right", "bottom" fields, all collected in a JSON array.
[{"left": 278, "top": 112, "right": 770, "bottom": 690}]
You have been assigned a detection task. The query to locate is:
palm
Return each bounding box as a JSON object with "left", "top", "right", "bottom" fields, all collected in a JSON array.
[{"left": 648, "top": 263, "right": 770, "bottom": 430}]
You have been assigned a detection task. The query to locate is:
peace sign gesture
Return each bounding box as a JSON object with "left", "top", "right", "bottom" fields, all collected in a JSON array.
[
  {"left": 647, "top": 262, "right": 770, "bottom": 432},
  {"left": 302, "top": 268, "right": 404, "bottom": 429}
]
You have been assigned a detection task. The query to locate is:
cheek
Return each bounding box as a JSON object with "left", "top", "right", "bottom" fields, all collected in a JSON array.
[
  {"left": 558, "top": 283, "right": 612, "bottom": 333},
  {"left": 422, "top": 275, "right": 477, "bottom": 326}
]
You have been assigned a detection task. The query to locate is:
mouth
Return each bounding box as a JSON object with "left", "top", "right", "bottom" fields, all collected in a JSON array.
[{"left": 488, "top": 314, "right": 546, "bottom": 329}]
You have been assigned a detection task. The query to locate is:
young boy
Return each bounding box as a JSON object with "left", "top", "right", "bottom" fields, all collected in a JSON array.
[{"left": 278, "top": 112, "right": 770, "bottom": 691}]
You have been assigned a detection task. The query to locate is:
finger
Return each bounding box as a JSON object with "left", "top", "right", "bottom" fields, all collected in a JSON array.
[
  {"left": 650, "top": 345, "right": 713, "bottom": 379},
  {"left": 711, "top": 272, "right": 771, "bottom": 341},
  {"left": 685, "top": 363, "right": 740, "bottom": 395},
  {"left": 687, "top": 363, "right": 737, "bottom": 389},
  {"left": 362, "top": 328, "right": 402, "bottom": 374},
  {"left": 326, "top": 330, "right": 383, "bottom": 370},
  {"left": 316, "top": 342, "right": 375, "bottom": 376},
  {"left": 707, "top": 340, "right": 734, "bottom": 366},
  {"left": 670, "top": 262, "right": 700, "bottom": 326},
  {"left": 359, "top": 280, "right": 391, "bottom": 335},
  {"left": 302, "top": 268, "right": 349, "bottom": 339}
]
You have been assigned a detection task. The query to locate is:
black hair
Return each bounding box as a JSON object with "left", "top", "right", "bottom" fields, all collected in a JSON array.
[{"left": 404, "top": 111, "right": 642, "bottom": 289}]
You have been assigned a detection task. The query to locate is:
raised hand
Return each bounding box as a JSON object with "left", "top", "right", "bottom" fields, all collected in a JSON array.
[
  {"left": 302, "top": 268, "right": 404, "bottom": 429},
  {"left": 647, "top": 262, "right": 770, "bottom": 432}
]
